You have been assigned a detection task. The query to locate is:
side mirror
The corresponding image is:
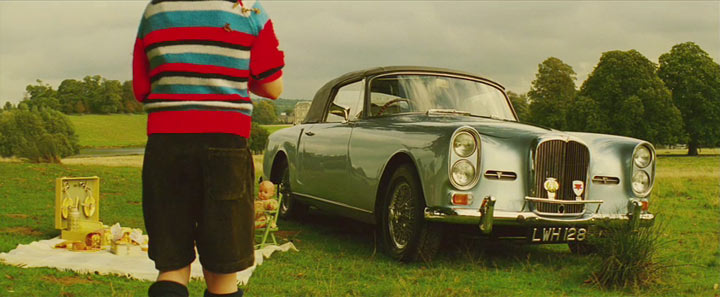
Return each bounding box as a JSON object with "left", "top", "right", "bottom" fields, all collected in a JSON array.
[{"left": 329, "top": 103, "right": 350, "bottom": 122}]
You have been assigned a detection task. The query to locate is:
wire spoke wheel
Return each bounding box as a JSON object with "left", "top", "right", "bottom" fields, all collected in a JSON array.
[
  {"left": 381, "top": 164, "right": 442, "bottom": 262},
  {"left": 276, "top": 163, "right": 308, "bottom": 219},
  {"left": 279, "top": 168, "right": 291, "bottom": 215},
  {"left": 388, "top": 182, "right": 416, "bottom": 249}
]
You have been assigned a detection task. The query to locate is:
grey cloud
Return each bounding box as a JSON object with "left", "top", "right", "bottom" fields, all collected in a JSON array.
[{"left": 1, "top": 1, "right": 718, "bottom": 104}]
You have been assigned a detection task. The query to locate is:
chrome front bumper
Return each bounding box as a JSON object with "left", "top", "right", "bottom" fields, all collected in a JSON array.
[{"left": 425, "top": 196, "right": 655, "bottom": 233}]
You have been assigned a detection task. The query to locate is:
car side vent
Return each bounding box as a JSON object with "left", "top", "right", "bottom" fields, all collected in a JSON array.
[
  {"left": 484, "top": 170, "right": 517, "bottom": 180},
  {"left": 592, "top": 176, "right": 620, "bottom": 184}
]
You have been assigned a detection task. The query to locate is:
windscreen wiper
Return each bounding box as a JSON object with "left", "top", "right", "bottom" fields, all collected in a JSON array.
[{"left": 426, "top": 109, "right": 471, "bottom": 116}]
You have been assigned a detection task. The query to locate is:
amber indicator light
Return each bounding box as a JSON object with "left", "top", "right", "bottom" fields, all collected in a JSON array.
[{"left": 452, "top": 194, "right": 470, "bottom": 205}]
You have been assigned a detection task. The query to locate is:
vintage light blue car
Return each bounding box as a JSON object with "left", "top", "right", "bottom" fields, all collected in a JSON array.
[{"left": 262, "top": 66, "right": 655, "bottom": 261}]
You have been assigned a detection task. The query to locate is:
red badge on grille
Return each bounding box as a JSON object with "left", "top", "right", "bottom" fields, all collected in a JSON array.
[{"left": 572, "top": 180, "right": 584, "bottom": 200}]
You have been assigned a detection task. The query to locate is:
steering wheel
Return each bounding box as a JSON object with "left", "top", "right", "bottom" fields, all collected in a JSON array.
[{"left": 376, "top": 98, "right": 410, "bottom": 117}]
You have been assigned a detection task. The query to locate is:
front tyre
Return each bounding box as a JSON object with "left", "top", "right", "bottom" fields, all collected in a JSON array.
[
  {"left": 277, "top": 164, "right": 308, "bottom": 220},
  {"left": 380, "top": 164, "right": 441, "bottom": 262}
]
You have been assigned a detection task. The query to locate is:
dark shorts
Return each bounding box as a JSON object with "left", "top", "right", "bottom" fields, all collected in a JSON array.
[{"left": 142, "top": 133, "right": 255, "bottom": 273}]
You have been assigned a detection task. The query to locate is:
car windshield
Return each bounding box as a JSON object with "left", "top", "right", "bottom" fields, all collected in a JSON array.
[{"left": 368, "top": 74, "right": 516, "bottom": 121}]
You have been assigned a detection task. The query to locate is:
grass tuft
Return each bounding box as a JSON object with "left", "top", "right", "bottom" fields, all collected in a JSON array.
[{"left": 589, "top": 220, "right": 666, "bottom": 290}]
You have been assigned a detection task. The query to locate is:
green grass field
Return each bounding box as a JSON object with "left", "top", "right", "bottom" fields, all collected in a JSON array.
[
  {"left": 68, "top": 114, "right": 290, "bottom": 149},
  {"left": 0, "top": 154, "right": 718, "bottom": 296},
  {"left": 68, "top": 114, "right": 148, "bottom": 148},
  {"left": 262, "top": 124, "right": 292, "bottom": 135}
]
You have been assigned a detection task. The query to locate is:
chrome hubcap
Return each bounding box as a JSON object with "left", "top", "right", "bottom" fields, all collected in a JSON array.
[{"left": 388, "top": 182, "right": 414, "bottom": 249}]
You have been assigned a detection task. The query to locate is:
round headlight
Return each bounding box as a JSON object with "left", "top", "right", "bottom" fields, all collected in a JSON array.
[
  {"left": 631, "top": 171, "right": 650, "bottom": 194},
  {"left": 633, "top": 146, "right": 652, "bottom": 168},
  {"left": 451, "top": 160, "right": 475, "bottom": 187},
  {"left": 453, "top": 132, "right": 476, "bottom": 157}
]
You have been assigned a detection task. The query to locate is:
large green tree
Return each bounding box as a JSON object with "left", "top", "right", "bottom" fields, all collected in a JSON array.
[
  {"left": 96, "top": 79, "right": 123, "bottom": 114},
  {"left": 249, "top": 122, "right": 270, "bottom": 154},
  {"left": 253, "top": 100, "right": 277, "bottom": 124},
  {"left": 658, "top": 42, "right": 720, "bottom": 155},
  {"left": 507, "top": 91, "right": 529, "bottom": 122},
  {"left": 578, "top": 50, "right": 684, "bottom": 145},
  {"left": 566, "top": 95, "right": 610, "bottom": 133},
  {"left": 57, "top": 79, "right": 86, "bottom": 114},
  {"left": 82, "top": 75, "right": 104, "bottom": 113},
  {"left": 122, "top": 80, "right": 144, "bottom": 113},
  {"left": 527, "top": 57, "right": 577, "bottom": 129},
  {"left": 24, "top": 80, "right": 60, "bottom": 111}
]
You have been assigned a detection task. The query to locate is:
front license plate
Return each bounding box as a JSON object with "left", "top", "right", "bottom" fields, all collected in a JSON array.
[{"left": 529, "top": 227, "right": 588, "bottom": 243}]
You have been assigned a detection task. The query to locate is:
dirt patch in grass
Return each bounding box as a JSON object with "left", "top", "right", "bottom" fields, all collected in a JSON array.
[
  {"left": 61, "top": 155, "right": 144, "bottom": 168},
  {"left": 0, "top": 157, "right": 23, "bottom": 163},
  {"left": 41, "top": 275, "right": 98, "bottom": 286},
  {"left": 4, "top": 214, "right": 29, "bottom": 219},
  {"left": 0, "top": 227, "right": 43, "bottom": 236}
]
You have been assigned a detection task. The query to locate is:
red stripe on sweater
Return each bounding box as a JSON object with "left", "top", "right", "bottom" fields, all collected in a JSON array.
[
  {"left": 147, "top": 110, "right": 252, "bottom": 137},
  {"left": 133, "top": 38, "right": 151, "bottom": 102},
  {"left": 147, "top": 93, "right": 250, "bottom": 101},
  {"left": 250, "top": 21, "right": 284, "bottom": 77},
  {"left": 149, "top": 63, "right": 250, "bottom": 78},
  {"left": 144, "top": 27, "right": 255, "bottom": 47}
]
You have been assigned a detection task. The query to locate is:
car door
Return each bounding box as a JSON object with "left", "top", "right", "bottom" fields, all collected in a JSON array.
[{"left": 296, "top": 80, "right": 364, "bottom": 203}]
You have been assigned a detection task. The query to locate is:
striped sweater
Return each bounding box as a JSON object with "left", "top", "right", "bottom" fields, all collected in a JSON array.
[{"left": 133, "top": 0, "right": 284, "bottom": 137}]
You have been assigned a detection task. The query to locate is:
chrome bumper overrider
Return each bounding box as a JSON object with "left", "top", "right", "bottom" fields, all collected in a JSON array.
[{"left": 425, "top": 197, "right": 655, "bottom": 231}]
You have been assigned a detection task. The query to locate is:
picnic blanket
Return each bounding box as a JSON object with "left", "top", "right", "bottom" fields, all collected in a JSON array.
[{"left": 0, "top": 237, "right": 297, "bottom": 284}]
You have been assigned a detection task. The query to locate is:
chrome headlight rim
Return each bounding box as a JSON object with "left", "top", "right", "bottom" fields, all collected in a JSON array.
[
  {"left": 452, "top": 131, "right": 476, "bottom": 158},
  {"left": 630, "top": 142, "right": 655, "bottom": 198},
  {"left": 451, "top": 159, "right": 475, "bottom": 187},
  {"left": 631, "top": 170, "right": 651, "bottom": 196},
  {"left": 633, "top": 144, "right": 653, "bottom": 168},
  {"left": 448, "top": 127, "right": 481, "bottom": 190}
]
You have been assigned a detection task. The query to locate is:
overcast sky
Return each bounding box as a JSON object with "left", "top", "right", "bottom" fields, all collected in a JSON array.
[{"left": 1, "top": 1, "right": 718, "bottom": 105}]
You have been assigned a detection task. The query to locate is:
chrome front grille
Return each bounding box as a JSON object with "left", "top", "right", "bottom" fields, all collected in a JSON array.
[{"left": 533, "top": 140, "right": 590, "bottom": 214}]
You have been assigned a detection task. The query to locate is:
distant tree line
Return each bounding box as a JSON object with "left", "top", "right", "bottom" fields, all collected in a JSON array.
[
  {"left": 511, "top": 42, "right": 720, "bottom": 155},
  {"left": 7, "top": 76, "right": 143, "bottom": 115},
  {"left": 4, "top": 42, "right": 716, "bottom": 159},
  {"left": 3, "top": 75, "right": 290, "bottom": 125}
]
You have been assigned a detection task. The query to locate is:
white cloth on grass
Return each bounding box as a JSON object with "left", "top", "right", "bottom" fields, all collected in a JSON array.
[{"left": 0, "top": 237, "right": 297, "bottom": 284}]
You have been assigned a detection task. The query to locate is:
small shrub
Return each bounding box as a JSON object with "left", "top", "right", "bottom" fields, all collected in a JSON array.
[
  {"left": 0, "top": 107, "right": 79, "bottom": 162},
  {"left": 588, "top": 220, "right": 665, "bottom": 290},
  {"left": 249, "top": 122, "right": 269, "bottom": 154}
]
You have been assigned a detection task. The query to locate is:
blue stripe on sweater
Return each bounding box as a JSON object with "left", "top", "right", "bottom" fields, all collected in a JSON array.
[
  {"left": 142, "top": 10, "right": 256, "bottom": 37},
  {"left": 152, "top": 84, "right": 249, "bottom": 97},
  {"left": 149, "top": 53, "right": 249, "bottom": 70},
  {"left": 250, "top": 1, "right": 269, "bottom": 31}
]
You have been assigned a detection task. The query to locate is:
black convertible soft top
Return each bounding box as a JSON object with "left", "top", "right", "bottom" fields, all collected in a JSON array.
[{"left": 303, "top": 66, "right": 504, "bottom": 124}]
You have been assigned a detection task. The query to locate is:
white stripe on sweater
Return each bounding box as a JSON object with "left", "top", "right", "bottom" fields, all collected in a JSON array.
[
  {"left": 147, "top": 44, "right": 250, "bottom": 60},
  {"left": 152, "top": 76, "right": 248, "bottom": 90},
  {"left": 144, "top": 100, "right": 254, "bottom": 111},
  {"left": 145, "top": 1, "right": 250, "bottom": 19}
]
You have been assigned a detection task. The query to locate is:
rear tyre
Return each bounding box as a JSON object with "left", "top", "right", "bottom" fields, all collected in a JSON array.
[
  {"left": 277, "top": 164, "right": 308, "bottom": 220},
  {"left": 379, "top": 164, "right": 442, "bottom": 262}
]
